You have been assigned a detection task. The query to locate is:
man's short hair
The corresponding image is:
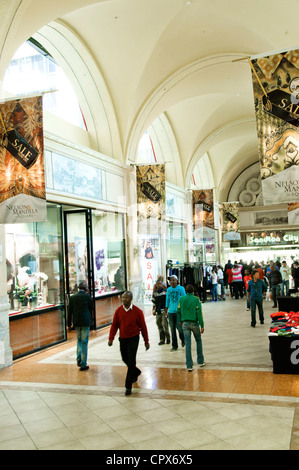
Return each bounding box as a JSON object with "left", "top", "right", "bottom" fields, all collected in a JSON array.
[{"left": 185, "top": 284, "right": 194, "bottom": 294}]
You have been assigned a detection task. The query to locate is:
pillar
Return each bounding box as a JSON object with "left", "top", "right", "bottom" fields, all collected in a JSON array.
[{"left": 0, "top": 225, "right": 13, "bottom": 368}]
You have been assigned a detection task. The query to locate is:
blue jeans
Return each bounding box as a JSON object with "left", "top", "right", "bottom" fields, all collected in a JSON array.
[
  {"left": 212, "top": 284, "right": 218, "bottom": 301},
  {"left": 250, "top": 300, "right": 264, "bottom": 326},
  {"left": 168, "top": 311, "right": 184, "bottom": 349},
  {"left": 218, "top": 279, "right": 225, "bottom": 298},
  {"left": 271, "top": 285, "right": 280, "bottom": 307},
  {"left": 280, "top": 280, "right": 289, "bottom": 296},
  {"left": 76, "top": 326, "right": 90, "bottom": 368},
  {"left": 182, "top": 322, "right": 204, "bottom": 369},
  {"left": 246, "top": 289, "right": 250, "bottom": 309}
]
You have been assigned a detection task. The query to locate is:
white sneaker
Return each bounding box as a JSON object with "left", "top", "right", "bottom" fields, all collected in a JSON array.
[
  {"left": 187, "top": 368, "right": 193, "bottom": 371},
  {"left": 198, "top": 362, "right": 206, "bottom": 367}
]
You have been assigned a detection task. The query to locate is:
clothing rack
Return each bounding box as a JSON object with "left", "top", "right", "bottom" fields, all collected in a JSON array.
[{"left": 166, "top": 262, "right": 208, "bottom": 301}]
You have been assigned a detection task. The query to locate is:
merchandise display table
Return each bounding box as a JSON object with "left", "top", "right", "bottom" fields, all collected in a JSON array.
[
  {"left": 269, "top": 306, "right": 299, "bottom": 374},
  {"left": 277, "top": 296, "right": 299, "bottom": 313},
  {"left": 269, "top": 336, "right": 299, "bottom": 374}
]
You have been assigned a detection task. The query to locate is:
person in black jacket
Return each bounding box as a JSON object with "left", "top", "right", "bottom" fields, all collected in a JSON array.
[
  {"left": 269, "top": 265, "right": 282, "bottom": 309},
  {"left": 68, "top": 282, "right": 93, "bottom": 371}
]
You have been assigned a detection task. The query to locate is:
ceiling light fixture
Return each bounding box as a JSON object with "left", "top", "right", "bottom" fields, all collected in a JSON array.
[{"left": 186, "top": 0, "right": 192, "bottom": 5}]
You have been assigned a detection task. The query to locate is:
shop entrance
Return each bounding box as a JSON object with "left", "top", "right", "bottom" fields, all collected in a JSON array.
[{"left": 64, "top": 209, "right": 96, "bottom": 329}]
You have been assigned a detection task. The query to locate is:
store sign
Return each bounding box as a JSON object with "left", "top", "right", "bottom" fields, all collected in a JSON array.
[{"left": 247, "top": 231, "right": 299, "bottom": 246}]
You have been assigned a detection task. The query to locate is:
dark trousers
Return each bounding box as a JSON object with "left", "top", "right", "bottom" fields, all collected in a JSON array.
[
  {"left": 119, "top": 335, "right": 140, "bottom": 389},
  {"left": 233, "top": 281, "right": 243, "bottom": 299},
  {"left": 250, "top": 299, "right": 264, "bottom": 326}
]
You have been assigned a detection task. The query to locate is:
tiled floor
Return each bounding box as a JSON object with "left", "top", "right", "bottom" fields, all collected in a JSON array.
[{"left": 1, "top": 294, "right": 299, "bottom": 450}]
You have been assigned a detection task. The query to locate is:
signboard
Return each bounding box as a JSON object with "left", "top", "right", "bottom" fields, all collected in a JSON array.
[{"left": 247, "top": 231, "right": 299, "bottom": 246}]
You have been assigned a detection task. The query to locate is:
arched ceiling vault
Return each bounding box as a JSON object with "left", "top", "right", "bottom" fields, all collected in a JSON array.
[{"left": 2, "top": 0, "right": 299, "bottom": 198}]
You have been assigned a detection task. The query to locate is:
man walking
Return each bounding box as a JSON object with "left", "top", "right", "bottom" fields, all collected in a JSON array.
[
  {"left": 165, "top": 275, "right": 186, "bottom": 351},
  {"left": 68, "top": 282, "right": 93, "bottom": 371},
  {"left": 177, "top": 284, "right": 205, "bottom": 371},
  {"left": 269, "top": 264, "right": 282, "bottom": 308},
  {"left": 247, "top": 269, "right": 267, "bottom": 327},
  {"left": 108, "top": 291, "right": 150, "bottom": 396},
  {"left": 216, "top": 265, "right": 225, "bottom": 300},
  {"left": 280, "top": 260, "right": 291, "bottom": 296}
]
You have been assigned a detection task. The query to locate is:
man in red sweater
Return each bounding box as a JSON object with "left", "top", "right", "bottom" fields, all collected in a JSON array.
[{"left": 108, "top": 291, "right": 150, "bottom": 396}]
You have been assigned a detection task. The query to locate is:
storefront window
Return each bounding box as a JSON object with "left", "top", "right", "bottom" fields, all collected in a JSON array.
[
  {"left": 6, "top": 204, "right": 64, "bottom": 315},
  {"left": 92, "top": 211, "right": 126, "bottom": 296},
  {"left": 165, "top": 222, "right": 186, "bottom": 263}
]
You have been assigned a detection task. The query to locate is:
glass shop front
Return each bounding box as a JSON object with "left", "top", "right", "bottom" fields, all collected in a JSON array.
[{"left": 7, "top": 203, "right": 126, "bottom": 359}]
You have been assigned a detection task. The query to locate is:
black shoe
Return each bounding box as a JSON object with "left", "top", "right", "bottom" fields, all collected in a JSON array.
[
  {"left": 79, "top": 366, "right": 89, "bottom": 371},
  {"left": 158, "top": 341, "right": 165, "bottom": 345},
  {"left": 125, "top": 388, "right": 132, "bottom": 396},
  {"left": 77, "top": 361, "right": 81, "bottom": 367},
  {"left": 166, "top": 338, "right": 170, "bottom": 344},
  {"left": 181, "top": 340, "right": 185, "bottom": 347},
  {"left": 132, "top": 370, "right": 141, "bottom": 383}
]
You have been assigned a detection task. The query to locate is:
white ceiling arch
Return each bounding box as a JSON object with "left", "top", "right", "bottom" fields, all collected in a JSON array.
[
  {"left": 35, "top": 20, "right": 122, "bottom": 159},
  {"left": 185, "top": 118, "right": 257, "bottom": 194},
  {"left": 2, "top": 0, "right": 299, "bottom": 199}
]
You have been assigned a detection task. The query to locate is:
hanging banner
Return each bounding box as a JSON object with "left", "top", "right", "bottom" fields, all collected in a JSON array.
[
  {"left": 0, "top": 96, "right": 46, "bottom": 223},
  {"left": 221, "top": 202, "right": 240, "bottom": 241},
  {"left": 193, "top": 189, "right": 214, "bottom": 240},
  {"left": 136, "top": 164, "right": 165, "bottom": 234},
  {"left": 249, "top": 50, "right": 299, "bottom": 205}
]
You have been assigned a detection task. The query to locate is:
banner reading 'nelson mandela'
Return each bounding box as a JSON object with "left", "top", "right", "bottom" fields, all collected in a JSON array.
[
  {"left": 250, "top": 49, "right": 299, "bottom": 204},
  {"left": 0, "top": 96, "right": 46, "bottom": 223}
]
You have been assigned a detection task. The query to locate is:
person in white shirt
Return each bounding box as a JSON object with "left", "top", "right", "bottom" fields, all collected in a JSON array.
[
  {"left": 216, "top": 266, "right": 225, "bottom": 300},
  {"left": 280, "top": 260, "right": 291, "bottom": 296},
  {"left": 210, "top": 268, "right": 218, "bottom": 302}
]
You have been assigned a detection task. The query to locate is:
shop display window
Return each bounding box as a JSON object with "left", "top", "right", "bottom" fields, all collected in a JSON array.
[
  {"left": 92, "top": 211, "right": 126, "bottom": 296},
  {"left": 6, "top": 204, "right": 64, "bottom": 315},
  {"left": 165, "top": 222, "right": 187, "bottom": 263},
  {"left": 64, "top": 210, "right": 126, "bottom": 297}
]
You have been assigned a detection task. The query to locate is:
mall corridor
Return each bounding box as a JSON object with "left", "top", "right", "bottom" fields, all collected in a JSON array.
[{"left": 0, "top": 294, "right": 299, "bottom": 451}]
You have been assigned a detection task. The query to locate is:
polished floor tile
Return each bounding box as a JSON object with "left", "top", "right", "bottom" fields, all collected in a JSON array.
[{"left": 1, "top": 294, "right": 299, "bottom": 450}]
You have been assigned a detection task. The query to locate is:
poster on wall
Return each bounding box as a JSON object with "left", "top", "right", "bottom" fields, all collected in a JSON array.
[
  {"left": 139, "top": 236, "right": 161, "bottom": 304},
  {"left": 249, "top": 50, "right": 299, "bottom": 205},
  {"left": 221, "top": 202, "right": 241, "bottom": 241},
  {"left": 0, "top": 96, "right": 46, "bottom": 223},
  {"left": 136, "top": 164, "right": 165, "bottom": 234},
  {"left": 193, "top": 189, "right": 214, "bottom": 240}
]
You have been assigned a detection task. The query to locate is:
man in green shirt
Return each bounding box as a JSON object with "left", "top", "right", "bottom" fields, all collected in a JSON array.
[{"left": 177, "top": 284, "right": 205, "bottom": 371}]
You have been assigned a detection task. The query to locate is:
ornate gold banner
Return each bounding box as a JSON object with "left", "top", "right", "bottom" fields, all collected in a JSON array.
[
  {"left": 221, "top": 202, "right": 240, "bottom": 241},
  {"left": 193, "top": 189, "right": 214, "bottom": 240},
  {"left": 250, "top": 50, "right": 299, "bottom": 204},
  {"left": 0, "top": 96, "right": 46, "bottom": 223},
  {"left": 136, "top": 164, "right": 165, "bottom": 234}
]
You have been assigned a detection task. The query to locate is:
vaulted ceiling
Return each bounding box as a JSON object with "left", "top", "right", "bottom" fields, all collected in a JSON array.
[{"left": 1, "top": 0, "right": 298, "bottom": 201}]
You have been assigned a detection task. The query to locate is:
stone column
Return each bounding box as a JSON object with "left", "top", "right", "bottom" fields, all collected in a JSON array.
[{"left": 0, "top": 225, "right": 13, "bottom": 369}]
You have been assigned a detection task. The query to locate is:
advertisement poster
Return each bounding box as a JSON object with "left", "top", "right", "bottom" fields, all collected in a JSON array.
[
  {"left": 249, "top": 50, "right": 299, "bottom": 204},
  {"left": 193, "top": 189, "right": 214, "bottom": 240},
  {"left": 136, "top": 164, "right": 165, "bottom": 234},
  {"left": 139, "top": 236, "right": 161, "bottom": 304},
  {"left": 221, "top": 202, "right": 240, "bottom": 241},
  {"left": 0, "top": 96, "right": 46, "bottom": 223}
]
